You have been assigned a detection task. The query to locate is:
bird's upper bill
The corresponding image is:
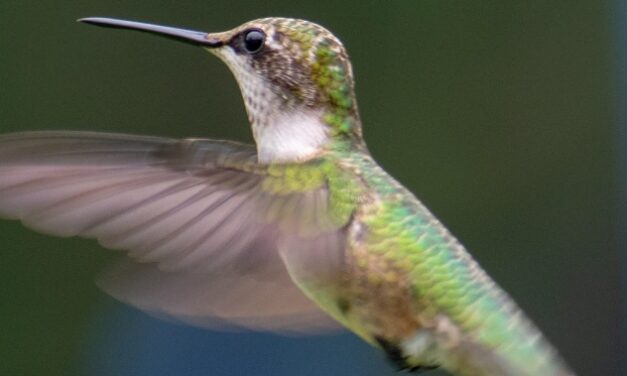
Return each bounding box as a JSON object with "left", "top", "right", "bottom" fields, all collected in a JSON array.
[{"left": 79, "top": 17, "right": 226, "bottom": 47}]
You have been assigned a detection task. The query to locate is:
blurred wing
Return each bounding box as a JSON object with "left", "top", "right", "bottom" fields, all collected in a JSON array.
[{"left": 0, "top": 131, "right": 348, "bottom": 333}]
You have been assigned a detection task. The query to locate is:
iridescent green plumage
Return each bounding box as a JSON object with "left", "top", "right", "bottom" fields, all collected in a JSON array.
[
  {"left": 0, "top": 17, "right": 575, "bottom": 376},
  {"left": 343, "top": 153, "right": 567, "bottom": 374}
]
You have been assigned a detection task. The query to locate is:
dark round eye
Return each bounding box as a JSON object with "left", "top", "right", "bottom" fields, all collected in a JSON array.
[{"left": 243, "top": 29, "right": 265, "bottom": 54}]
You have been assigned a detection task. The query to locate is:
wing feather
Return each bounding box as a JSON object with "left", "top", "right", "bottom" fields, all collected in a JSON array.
[{"left": 0, "top": 131, "right": 351, "bottom": 333}]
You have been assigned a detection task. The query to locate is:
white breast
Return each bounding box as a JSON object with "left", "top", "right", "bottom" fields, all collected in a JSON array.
[{"left": 254, "top": 110, "right": 329, "bottom": 164}]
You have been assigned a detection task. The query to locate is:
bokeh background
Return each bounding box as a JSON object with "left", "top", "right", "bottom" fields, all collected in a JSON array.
[{"left": 1, "top": 1, "right": 624, "bottom": 375}]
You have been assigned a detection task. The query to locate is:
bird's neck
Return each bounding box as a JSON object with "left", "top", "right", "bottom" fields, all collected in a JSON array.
[
  {"left": 252, "top": 108, "right": 364, "bottom": 164},
  {"left": 253, "top": 109, "right": 327, "bottom": 164}
]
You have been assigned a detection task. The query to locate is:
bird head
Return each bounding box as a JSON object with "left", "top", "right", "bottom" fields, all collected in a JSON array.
[{"left": 81, "top": 17, "right": 364, "bottom": 163}]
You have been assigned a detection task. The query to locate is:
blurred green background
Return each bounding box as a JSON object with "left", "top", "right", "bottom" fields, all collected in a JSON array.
[{"left": 0, "top": 1, "right": 623, "bottom": 375}]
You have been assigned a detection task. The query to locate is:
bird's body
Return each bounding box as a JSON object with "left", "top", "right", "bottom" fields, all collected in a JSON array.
[
  {"left": 284, "top": 149, "right": 568, "bottom": 375},
  {"left": 0, "top": 17, "right": 574, "bottom": 376}
]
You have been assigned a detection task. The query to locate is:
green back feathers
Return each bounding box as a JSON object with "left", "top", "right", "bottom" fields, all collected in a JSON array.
[{"left": 348, "top": 154, "right": 566, "bottom": 374}]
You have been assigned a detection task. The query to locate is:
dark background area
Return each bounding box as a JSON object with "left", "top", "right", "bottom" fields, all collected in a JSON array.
[{"left": 0, "top": 1, "right": 624, "bottom": 375}]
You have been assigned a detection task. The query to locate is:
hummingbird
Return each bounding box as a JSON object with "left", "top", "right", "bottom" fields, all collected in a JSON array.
[{"left": 0, "top": 17, "right": 575, "bottom": 376}]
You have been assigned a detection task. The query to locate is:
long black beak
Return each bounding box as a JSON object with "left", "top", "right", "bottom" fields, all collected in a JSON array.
[{"left": 78, "top": 17, "right": 223, "bottom": 47}]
